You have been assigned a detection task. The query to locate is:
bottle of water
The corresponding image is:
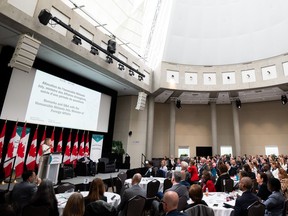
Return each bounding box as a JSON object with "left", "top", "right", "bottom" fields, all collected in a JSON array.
[{"left": 205, "top": 187, "right": 209, "bottom": 196}]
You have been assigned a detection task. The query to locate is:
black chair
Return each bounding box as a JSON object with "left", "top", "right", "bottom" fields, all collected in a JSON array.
[
  {"left": 22, "top": 205, "right": 50, "bottom": 216},
  {"left": 115, "top": 177, "right": 126, "bottom": 196},
  {"left": 163, "top": 178, "right": 173, "bottom": 193},
  {"left": 283, "top": 199, "right": 288, "bottom": 216},
  {"left": 85, "top": 200, "right": 116, "bottom": 216},
  {"left": 221, "top": 178, "right": 234, "bottom": 193},
  {"left": 247, "top": 200, "right": 265, "bottom": 216},
  {"left": 125, "top": 195, "right": 146, "bottom": 216},
  {"left": 118, "top": 171, "right": 127, "bottom": 183},
  {"left": 144, "top": 196, "right": 159, "bottom": 216},
  {"left": 177, "top": 196, "right": 188, "bottom": 211},
  {"left": 185, "top": 204, "right": 215, "bottom": 216},
  {"left": 146, "top": 179, "right": 160, "bottom": 198},
  {"left": 56, "top": 182, "right": 75, "bottom": 193},
  {"left": 98, "top": 158, "right": 116, "bottom": 173}
]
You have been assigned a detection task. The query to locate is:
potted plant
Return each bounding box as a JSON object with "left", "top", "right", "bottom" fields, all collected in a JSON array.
[{"left": 112, "top": 141, "right": 125, "bottom": 167}]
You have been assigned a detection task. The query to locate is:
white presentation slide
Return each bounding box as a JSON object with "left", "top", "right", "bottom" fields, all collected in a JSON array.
[{"left": 1, "top": 69, "right": 111, "bottom": 132}]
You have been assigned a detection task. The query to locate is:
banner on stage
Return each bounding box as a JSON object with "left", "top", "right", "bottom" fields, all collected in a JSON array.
[{"left": 90, "top": 134, "right": 103, "bottom": 162}]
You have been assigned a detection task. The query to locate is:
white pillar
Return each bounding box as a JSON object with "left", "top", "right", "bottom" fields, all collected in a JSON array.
[
  {"left": 232, "top": 101, "right": 241, "bottom": 157},
  {"left": 210, "top": 102, "right": 217, "bottom": 155},
  {"left": 169, "top": 100, "right": 176, "bottom": 158},
  {"left": 146, "top": 96, "right": 154, "bottom": 159}
]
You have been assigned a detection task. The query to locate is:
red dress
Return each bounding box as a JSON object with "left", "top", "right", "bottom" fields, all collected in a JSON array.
[
  {"left": 202, "top": 179, "right": 216, "bottom": 192},
  {"left": 188, "top": 165, "right": 199, "bottom": 182}
]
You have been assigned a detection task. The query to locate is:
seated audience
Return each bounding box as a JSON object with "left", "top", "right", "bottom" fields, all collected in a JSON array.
[
  {"left": 28, "top": 179, "right": 59, "bottom": 216},
  {"left": 187, "top": 159, "right": 199, "bottom": 184},
  {"left": 263, "top": 177, "right": 285, "bottom": 216},
  {"left": 278, "top": 168, "right": 288, "bottom": 199},
  {"left": 184, "top": 184, "right": 207, "bottom": 210},
  {"left": 233, "top": 170, "right": 249, "bottom": 190},
  {"left": 243, "top": 163, "right": 256, "bottom": 180},
  {"left": 162, "top": 191, "right": 187, "bottom": 216},
  {"left": 215, "top": 163, "right": 230, "bottom": 192},
  {"left": 78, "top": 152, "right": 94, "bottom": 175},
  {"left": 256, "top": 172, "right": 271, "bottom": 201},
  {"left": 166, "top": 171, "right": 189, "bottom": 200},
  {"left": 234, "top": 177, "right": 259, "bottom": 216},
  {"left": 117, "top": 173, "right": 146, "bottom": 216},
  {"left": 201, "top": 170, "right": 216, "bottom": 192},
  {"left": 270, "top": 161, "right": 280, "bottom": 179},
  {"left": 63, "top": 193, "right": 85, "bottom": 216},
  {"left": 84, "top": 178, "right": 107, "bottom": 207},
  {"left": 11, "top": 170, "right": 41, "bottom": 216},
  {"left": 144, "top": 160, "right": 156, "bottom": 177},
  {"left": 179, "top": 170, "right": 190, "bottom": 187}
]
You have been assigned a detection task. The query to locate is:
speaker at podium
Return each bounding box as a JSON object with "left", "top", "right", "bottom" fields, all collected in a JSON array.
[{"left": 38, "top": 152, "right": 62, "bottom": 184}]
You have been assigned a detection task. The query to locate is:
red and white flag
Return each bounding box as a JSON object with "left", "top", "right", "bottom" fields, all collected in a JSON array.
[
  {"left": 50, "top": 127, "right": 55, "bottom": 153},
  {"left": 84, "top": 132, "right": 90, "bottom": 156},
  {"left": 71, "top": 131, "right": 78, "bottom": 166},
  {"left": 56, "top": 128, "right": 63, "bottom": 153},
  {"left": 63, "top": 130, "right": 71, "bottom": 164},
  {"left": 78, "top": 132, "right": 85, "bottom": 159},
  {"left": 0, "top": 121, "right": 7, "bottom": 163},
  {"left": 15, "top": 124, "right": 27, "bottom": 178},
  {"left": 4, "top": 122, "right": 17, "bottom": 178},
  {"left": 26, "top": 127, "right": 38, "bottom": 171},
  {"left": 36, "top": 127, "right": 46, "bottom": 165}
]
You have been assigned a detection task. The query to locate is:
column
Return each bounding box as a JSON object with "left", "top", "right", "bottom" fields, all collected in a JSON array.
[
  {"left": 210, "top": 102, "right": 217, "bottom": 155},
  {"left": 169, "top": 100, "right": 176, "bottom": 158},
  {"left": 146, "top": 95, "right": 154, "bottom": 159},
  {"left": 232, "top": 101, "right": 241, "bottom": 157}
]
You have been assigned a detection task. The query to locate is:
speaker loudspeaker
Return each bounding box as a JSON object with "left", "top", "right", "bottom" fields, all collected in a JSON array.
[
  {"left": 135, "top": 92, "right": 147, "bottom": 111},
  {"left": 8, "top": 34, "right": 41, "bottom": 73}
]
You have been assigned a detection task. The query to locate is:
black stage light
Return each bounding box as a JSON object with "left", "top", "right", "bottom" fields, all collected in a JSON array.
[
  {"left": 107, "top": 38, "right": 116, "bottom": 54},
  {"left": 281, "top": 95, "right": 287, "bottom": 105},
  {"left": 38, "top": 9, "right": 52, "bottom": 25},
  {"left": 176, "top": 99, "right": 181, "bottom": 109},
  {"left": 236, "top": 98, "right": 241, "bottom": 109},
  {"left": 71, "top": 35, "right": 82, "bottom": 45},
  {"left": 90, "top": 47, "right": 99, "bottom": 55}
]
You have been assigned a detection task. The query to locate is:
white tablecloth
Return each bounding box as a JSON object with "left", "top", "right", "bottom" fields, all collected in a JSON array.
[
  {"left": 188, "top": 192, "right": 241, "bottom": 216},
  {"left": 56, "top": 191, "right": 121, "bottom": 215},
  {"left": 125, "top": 177, "right": 165, "bottom": 192}
]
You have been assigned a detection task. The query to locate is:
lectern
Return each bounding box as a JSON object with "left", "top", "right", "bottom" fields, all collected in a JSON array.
[{"left": 38, "top": 153, "right": 62, "bottom": 184}]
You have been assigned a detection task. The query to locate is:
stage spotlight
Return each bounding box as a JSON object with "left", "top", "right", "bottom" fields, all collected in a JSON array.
[
  {"left": 118, "top": 64, "right": 124, "bottom": 71},
  {"left": 129, "top": 69, "right": 134, "bottom": 76},
  {"left": 281, "top": 95, "right": 287, "bottom": 105},
  {"left": 176, "top": 99, "right": 182, "bottom": 109},
  {"left": 90, "top": 46, "right": 99, "bottom": 55},
  {"left": 106, "top": 56, "right": 113, "bottom": 64},
  {"left": 107, "top": 38, "right": 116, "bottom": 54},
  {"left": 236, "top": 98, "right": 241, "bottom": 109},
  {"left": 38, "top": 9, "right": 52, "bottom": 25},
  {"left": 71, "top": 35, "right": 81, "bottom": 45}
]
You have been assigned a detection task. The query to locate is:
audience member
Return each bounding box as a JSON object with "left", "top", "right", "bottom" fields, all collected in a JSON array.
[
  {"left": 84, "top": 178, "right": 107, "bottom": 207},
  {"left": 278, "top": 168, "right": 288, "bottom": 199},
  {"left": 215, "top": 163, "right": 230, "bottom": 192},
  {"left": 201, "top": 170, "right": 216, "bottom": 192},
  {"left": 187, "top": 159, "right": 199, "bottom": 184},
  {"left": 198, "top": 157, "right": 209, "bottom": 179},
  {"left": 63, "top": 192, "right": 85, "bottom": 216},
  {"left": 166, "top": 171, "right": 189, "bottom": 200},
  {"left": 162, "top": 191, "right": 187, "bottom": 216},
  {"left": 11, "top": 170, "right": 40, "bottom": 216},
  {"left": 243, "top": 163, "right": 256, "bottom": 180},
  {"left": 234, "top": 177, "right": 259, "bottom": 216},
  {"left": 263, "top": 177, "right": 285, "bottom": 216},
  {"left": 117, "top": 173, "right": 146, "bottom": 216},
  {"left": 256, "top": 172, "right": 271, "bottom": 201},
  {"left": 262, "top": 164, "right": 273, "bottom": 179},
  {"left": 28, "top": 179, "right": 59, "bottom": 216},
  {"left": 184, "top": 184, "right": 207, "bottom": 210},
  {"left": 179, "top": 170, "right": 190, "bottom": 187},
  {"left": 144, "top": 161, "right": 156, "bottom": 177},
  {"left": 271, "top": 161, "right": 280, "bottom": 179}
]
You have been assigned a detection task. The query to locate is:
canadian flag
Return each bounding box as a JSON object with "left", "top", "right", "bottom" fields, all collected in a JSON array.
[
  {"left": 4, "top": 123, "right": 17, "bottom": 178},
  {"left": 70, "top": 131, "right": 78, "bottom": 165},
  {"left": 0, "top": 121, "right": 7, "bottom": 163},
  {"left": 26, "top": 127, "right": 38, "bottom": 171},
  {"left": 63, "top": 130, "right": 71, "bottom": 164},
  {"left": 56, "top": 128, "right": 63, "bottom": 153},
  {"left": 78, "top": 132, "right": 85, "bottom": 159},
  {"left": 36, "top": 128, "right": 46, "bottom": 165},
  {"left": 84, "top": 132, "right": 90, "bottom": 156},
  {"left": 15, "top": 124, "right": 27, "bottom": 178},
  {"left": 50, "top": 128, "right": 54, "bottom": 153}
]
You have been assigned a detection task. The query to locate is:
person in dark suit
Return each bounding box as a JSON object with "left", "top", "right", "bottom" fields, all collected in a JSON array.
[
  {"left": 234, "top": 177, "right": 260, "bottom": 216},
  {"left": 117, "top": 173, "right": 146, "bottom": 216},
  {"left": 256, "top": 172, "right": 271, "bottom": 201},
  {"left": 215, "top": 163, "right": 231, "bottom": 192},
  {"left": 166, "top": 171, "right": 189, "bottom": 200},
  {"left": 11, "top": 170, "right": 41, "bottom": 216},
  {"left": 162, "top": 191, "right": 187, "bottom": 216},
  {"left": 78, "top": 152, "right": 95, "bottom": 175}
]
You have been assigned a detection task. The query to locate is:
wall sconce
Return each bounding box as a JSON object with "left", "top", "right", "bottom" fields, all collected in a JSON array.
[
  {"left": 71, "top": 35, "right": 82, "bottom": 45},
  {"left": 90, "top": 46, "right": 99, "bottom": 55},
  {"left": 129, "top": 69, "right": 134, "bottom": 76},
  {"left": 236, "top": 98, "right": 241, "bottom": 109},
  {"left": 281, "top": 95, "right": 287, "bottom": 105}
]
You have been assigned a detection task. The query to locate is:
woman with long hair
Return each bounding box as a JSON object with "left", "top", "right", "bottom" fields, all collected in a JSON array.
[
  {"left": 256, "top": 172, "right": 271, "bottom": 201},
  {"left": 29, "top": 179, "right": 59, "bottom": 216},
  {"left": 84, "top": 178, "right": 107, "bottom": 207},
  {"left": 201, "top": 170, "right": 216, "bottom": 192},
  {"left": 63, "top": 193, "right": 85, "bottom": 216}
]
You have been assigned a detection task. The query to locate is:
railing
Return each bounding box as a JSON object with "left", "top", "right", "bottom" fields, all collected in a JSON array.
[{"left": 141, "top": 153, "right": 147, "bottom": 167}]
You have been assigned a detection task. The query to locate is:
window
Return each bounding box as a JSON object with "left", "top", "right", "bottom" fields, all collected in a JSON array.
[
  {"left": 178, "top": 146, "right": 190, "bottom": 157},
  {"left": 265, "top": 146, "right": 279, "bottom": 156},
  {"left": 220, "top": 146, "right": 233, "bottom": 156}
]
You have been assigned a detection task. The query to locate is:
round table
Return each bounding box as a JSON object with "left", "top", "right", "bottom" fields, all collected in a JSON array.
[
  {"left": 124, "top": 177, "right": 165, "bottom": 192},
  {"left": 56, "top": 191, "right": 121, "bottom": 215}
]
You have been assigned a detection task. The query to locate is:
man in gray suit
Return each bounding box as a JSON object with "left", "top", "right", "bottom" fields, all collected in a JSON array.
[
  {"left": 166, "top": 171, "right": 189, "bottom": 200},
  {"left": 117, "top": 173, "right": 146, "bottom": 216}
]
